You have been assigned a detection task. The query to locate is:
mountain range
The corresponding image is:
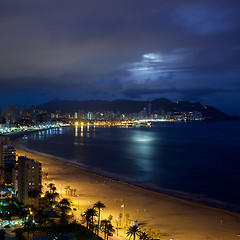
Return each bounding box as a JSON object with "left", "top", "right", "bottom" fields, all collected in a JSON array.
[{"left": 37, "top": 98, "right": 239, "bottom": 121}]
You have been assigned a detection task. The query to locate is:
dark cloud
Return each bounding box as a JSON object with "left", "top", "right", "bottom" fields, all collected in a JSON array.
[
  {"left": 0, "top": 0, "right": 240, "bottom": 114},
  {"left": 122, "top": 87, "right": 239, "bottom": 99}
]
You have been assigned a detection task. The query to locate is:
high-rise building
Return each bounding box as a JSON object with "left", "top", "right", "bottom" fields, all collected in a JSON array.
[
  {"left": 22, "top": 104, "right": 27, "bottom": 120},
  {"left": 21, "top": 104, "right": 30, "bottom": 122},
  {"left": 18, "top": 156, "right": 42, "bottom": 208},
  {"left": 0, "top": 104, "right": 2, "bottom": 123},
  {"left": 12, "top": 164, "right": 18, "bottom": 194},
  {"left": 0, "top": 137, "right": 14, "bottom": 184},
  {"left": 1, "top": 145, "right": 16, "bottom": 184},
  {"left": 148, "top": 102, "right": 151, "bottom": 114},
  {"left": 0, "top": 141, "right": 3, "bottom": 184},
  {"left": 30, "top": 105, "right": 37, "bottom": 123},
  {"left": 5, "top": 106, "right": 12, "bottom": 124},
  {"left": 6, "top": 105, "right": 21, "bottom": 124},
  {"left": 87, "top": 112, "right": 93, "bottom": 120},
  {"left": 74, "top": 112, "right": 78, "bottom": 119}
]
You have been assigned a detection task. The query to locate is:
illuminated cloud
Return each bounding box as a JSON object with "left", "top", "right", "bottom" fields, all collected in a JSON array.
[{"left": 0, "top": 0, "right": 239, "bottom": 114}]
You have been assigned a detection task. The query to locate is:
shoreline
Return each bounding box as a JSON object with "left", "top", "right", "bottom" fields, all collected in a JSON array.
[
  {"left": 12, "top": 130, "right": 240, "bottom": 215},
  {"left": 10, "top": 131, "right": 240, "bottom": 239}
]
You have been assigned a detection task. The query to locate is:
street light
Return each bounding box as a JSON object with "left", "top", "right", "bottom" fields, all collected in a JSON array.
[
  {"left": 60, "top": 184, "right": 62, "bottom": 197},
  {"left": 77, "top": 194, "right": 80, "bottom": 210},
  {"left": 116, "top": 217, "right": 119, "bottom": 236}
]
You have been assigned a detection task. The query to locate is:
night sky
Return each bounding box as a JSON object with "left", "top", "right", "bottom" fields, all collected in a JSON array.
[{"left": 0, "top": 0, "right": 240, "bottom": 115}]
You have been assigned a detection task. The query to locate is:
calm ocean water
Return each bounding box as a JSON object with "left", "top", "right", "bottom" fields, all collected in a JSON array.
[{"left": 15, "top": 121, "right": 240, "bottom": 211}]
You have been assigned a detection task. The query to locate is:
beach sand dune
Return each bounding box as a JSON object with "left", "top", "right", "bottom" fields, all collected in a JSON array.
[{"left": 15, "top": 147, "right": 240, "bottom": 240}]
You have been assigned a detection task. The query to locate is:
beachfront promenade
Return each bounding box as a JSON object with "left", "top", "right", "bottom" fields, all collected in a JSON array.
[
  {"left": 43, "top": 176, "right": 131, "bottom": 240},
  {"left": 15, "top": 145, "right": 240, "bottom": 240}
]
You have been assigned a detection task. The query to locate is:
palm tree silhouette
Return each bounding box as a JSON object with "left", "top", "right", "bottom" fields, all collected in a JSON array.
[
  {"left": 35, "top": 209, "right": 49, "bottom": 239},
  {"left": 57, "top": 198, "right": 72, "bottom": 217},
  {"left": 64, "top": 185, "right": 70, "bottom": 196},
  {"left": 48, "top": 183, "right": 54, "bottom": 193},
  {"left": 100, "top": 219, "right": 114, "bottom": 240},
  {"left": 72, "top": 188, "right": 77, "bottom": 196},
  {"left": 126, "top": 226, "right": 140, "bottom": 240},
  {"left": 82, "top": 208, "right": 97, "bottom": 231},
  {"left": 119, "top": 213, "right": 122, "bottom": 225},
  {"left": 138, "top": 231, "right": 149, "bottom": 240},
  {"left": 93, "top": 201, "right": 106, "bottom": 236},
  {"left": 23, "top": 220, "right": 35, "bottom": 240}
]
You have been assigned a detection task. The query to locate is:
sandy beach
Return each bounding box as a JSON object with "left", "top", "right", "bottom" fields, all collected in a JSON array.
[{"left": 14, "top": 142, "right": 240, "bottom": 240}]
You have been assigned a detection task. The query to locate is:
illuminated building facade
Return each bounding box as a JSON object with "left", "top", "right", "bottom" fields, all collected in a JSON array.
[
  {"left": 1, "top": 145, "right": 16, "bottom": 184},
  {"left": 87, "top": 112, "right": 93, "bottom": 120},
  {"left": 30, "top": 105, "right": 37, "bottom": 123},
  {"left": 0, "top": 137, "right": 16, "bottom": 184},
  {"left": 6, "top": 105, "right": 21, "bottom": 124},
  {"left": 0, "top": 104, "right": 2, "bottom": 123},
  {"left": 18, "top": 156, "right": 42, "bottom": 208}
]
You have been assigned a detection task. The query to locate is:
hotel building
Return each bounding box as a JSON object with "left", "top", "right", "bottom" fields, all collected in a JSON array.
[{"left": 17, "top": 156, "right": 42, "bottom": 208}]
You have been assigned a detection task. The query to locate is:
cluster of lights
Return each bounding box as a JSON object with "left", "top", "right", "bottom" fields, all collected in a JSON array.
[
  {"left": 74, "top": 120, "right": 152, "bottom": 127},
  {"left": 0, "top": 123, "right": 70, "bottom": 135}
]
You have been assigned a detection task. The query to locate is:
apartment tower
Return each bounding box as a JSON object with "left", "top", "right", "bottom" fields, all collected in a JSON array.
[{"left": 18, "top": 156, "right": 42, "bottom": 208}]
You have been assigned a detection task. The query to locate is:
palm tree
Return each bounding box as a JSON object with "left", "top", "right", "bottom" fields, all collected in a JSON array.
[
  {"left": 48, "top": 183, "right": 55, "bottom": 193},
  {"left": 44, "top": 190, "right": 59, "bottom": 205},
  {"left": 58, "top": 198, "right": 71, "bottom": 207},
  {"left": 23, "top": 220, "right": 36, "bottom": 240},
  {"left": 35, "top": 210, "right": 49, "bottom": 240},
  {"left": 47, "top": 183, "right": 59, "bottom": 202},
  {"left": 72, "top": 188, "right": 77, "bottom": 196},
  {"left": 52, "top": 186, "right": 57, "bottom": 193},
  {"left": 82, "top": 208, "right": 97, "bottom": 231},
  {"left": 126, "top": 226, "right": 140, "bottom": 240},
  {"left": 57, "top": 198, "right": 72, "bottom": 217},
  {"left": 108, "top": 215, "right": 113, "bottom": 222},
  {"left": 53, "top": 191, "right": 59, "bottom": 202},
  {"left": 138, "top": 231, "right": 149, "bottom": 240},
  {"left": 44, "top": 191, "right": 52, "bottom": 204},
  {"left": 100, "top": 219, "right": 114, "bottom": 240},
  {"left": 119, "top": 213, "right": 122, "bottom": 226},
  {"left": 125, "top": 213, "right": 130, "bottom": 226},
  {"left": 106, "top": 222, "right": 115, "bottom": 240},
  {"left": 64, "top": 185, "right": 70, "bottom": 196},
  {"left": 93, "top": 201, "right": 106, "bottom": 236}
]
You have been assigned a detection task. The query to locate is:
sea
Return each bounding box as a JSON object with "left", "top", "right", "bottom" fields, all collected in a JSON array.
[{"left": 14, "top": 121, "right": 240, "bottom": 212}]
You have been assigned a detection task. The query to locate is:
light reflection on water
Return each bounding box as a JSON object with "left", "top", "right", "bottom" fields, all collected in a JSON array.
[
  {"left": 129, "top": 130, "right": 158, "bottom": 173},
  {"left": 75, "top": 126, "right": 78, "bottom": 137},
  {"left": 74, "top": 126, "right": 95, "bottom": 139},
  {"left": 18, "top": 122, "right": 240, "bottom": 208}
]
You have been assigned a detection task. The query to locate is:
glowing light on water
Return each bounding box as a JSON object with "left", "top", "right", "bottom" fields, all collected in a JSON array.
[
  {"left": 132, "top": 135, "right": 155, "bottom": 142},
  {"left": 130, "top": 131, "right": 158, "bottom": 173},
  {"left": 75, "top": 126, "right": 78, "bottom": 137},
  {"left": 132, "top": 130, "right": 157, "bottom": 142}
]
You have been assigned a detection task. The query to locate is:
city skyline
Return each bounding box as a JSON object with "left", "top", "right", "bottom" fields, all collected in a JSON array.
[{"left": 0, "top": 0, "right": 240, "bottom": 115}]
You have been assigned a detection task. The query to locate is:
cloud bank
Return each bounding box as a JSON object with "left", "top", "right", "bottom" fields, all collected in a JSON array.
[{"left": 0, "top": 0, "right": 240, "bottom": 114}]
